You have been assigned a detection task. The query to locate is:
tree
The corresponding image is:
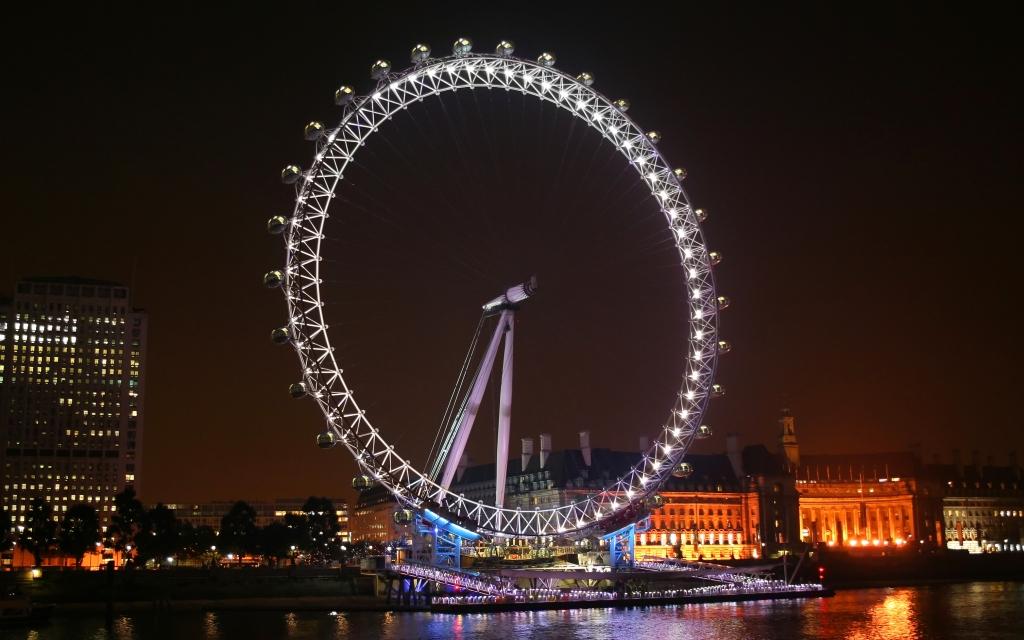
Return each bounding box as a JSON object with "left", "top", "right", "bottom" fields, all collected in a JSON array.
[
  {"left": 107, "top": 487, "right": 145, "bottom": 561},
  {"left": 21, "top": 497, "right": 58, "bottom": 566},
  {"left": 136, "top": 503, "right": 181, "bottom": 566},
  {"left": 58, "top": 504, "right": 100, "bottom": 568},
  {"left": 219, "top": 501, "right": 258, "bottom": 563},
  {"left": 258, "top": 521, "right": 292, "bottom": 566},
  {"left": 302, "top": 497, "right": 340, "bottom": 563},
  {"left": 181, "top": 524, "right": 217, "bottom": 559}
]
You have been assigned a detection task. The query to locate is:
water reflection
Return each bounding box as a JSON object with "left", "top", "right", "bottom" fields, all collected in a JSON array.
[
  {"left": 10, "top": 583, "right": 1023, "bottom": 640},
  {"left": 848, "top": 589, "right": 918, "bottom": 640},
  {"left": 203, "top": 611, "right": 221, "bottom": 639}
]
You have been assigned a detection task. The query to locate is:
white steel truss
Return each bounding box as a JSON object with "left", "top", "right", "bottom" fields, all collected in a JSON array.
[{"left": 277, "top": 44, "right": 722, "bottom": 539}]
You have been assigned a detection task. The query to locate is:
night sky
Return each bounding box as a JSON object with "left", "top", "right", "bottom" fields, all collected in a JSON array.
[{"left": 2, "top": 4, "right": 1020, "bottom": 503}]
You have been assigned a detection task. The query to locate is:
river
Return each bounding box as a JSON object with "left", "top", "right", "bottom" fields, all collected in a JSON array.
[{"left": 8, "top": 582, "right": 1023, "bottom": 640}]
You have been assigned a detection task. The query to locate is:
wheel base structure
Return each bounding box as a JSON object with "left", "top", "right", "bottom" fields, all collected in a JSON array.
[{"left": 601, "top": 516, "right": 650, "bottom": 569}]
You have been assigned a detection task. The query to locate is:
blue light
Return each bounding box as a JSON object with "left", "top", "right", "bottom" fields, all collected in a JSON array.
[{"left": 421, "top": 509, "right": 481, "bottom": 541}]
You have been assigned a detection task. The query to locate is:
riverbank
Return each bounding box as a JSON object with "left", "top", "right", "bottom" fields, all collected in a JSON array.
[
  {"left": 53, "top": 595, "right": 425, "bottom": 614},
  {"left": 807, "top": 548, "right": 1024, "bottom": 588}
]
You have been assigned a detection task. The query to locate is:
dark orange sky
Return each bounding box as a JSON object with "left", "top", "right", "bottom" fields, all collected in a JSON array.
[{"left": 2, "top": 4, "right": 1020, "bottom": 504}]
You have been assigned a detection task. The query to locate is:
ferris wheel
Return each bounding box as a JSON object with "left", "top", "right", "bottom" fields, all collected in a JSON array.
[{"left": 265, "top": 37, "right": 728, "bottom": 540}]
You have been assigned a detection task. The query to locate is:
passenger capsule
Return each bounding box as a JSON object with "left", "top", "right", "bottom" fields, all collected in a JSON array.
[
  {"left": 537, "top": 52, "right": 556, "bottom": 67},
  {"left": 613, "top": 98, "right": 630, "bottom": 112},
  {"left": 370, "top": 59, "right": 392, "bottom": 80},
  {"left": 646, "top": 130, "right": 662, "bottom": 144},
  {"left": 711, "top": 384, "right": 725, "bottom": 398},
  {"left": 410, "top": 43, "right": 431, "bottom": 63},
  {"left": 648, "top": 494, "right": 665, "bottom": 509},
  {"left": 495, "top": 40, "right": 515, "bottom": 57},
  {"left": 694, "top": 208, "right": 708, "bottom": 222},
  {"left": 673, "top": 167, "right": 687, "bottom": 181},
  {"left": 709, "top": 251, "right": 722, "bottom": 266},
  {"left": 289, "top": 382, "right": 307, "bottom": 399},
  {"left": 716, "top": 295, "right": 731, "bottom": 310},
  {"left": 281, "top": 165, "right": 302, "bottom": 184},
  {"left": 352, "top": 475, "right": 373, "bottom": 491},
  {"left": 576, "top": 72, "right": 594, "bottom": 86},
  {"left": 316, "top": 430, "right": 338, "bottom": 449},
  {"left": 697, "top": 425, "right": 713, "bottom": 439},
  {"left": 270, "top": 327, "right": 290, "bottom": 345},
  {"left": 267, "top": 215, "right": 289, "bottom": 235},
  {"left": 393, "top": 509, "right": 414, "bottom": 525},
  {"left": 672, "top": 462, "right": 694, "bottom": 479},
  {"left": 303, "top": 121, "right": 324, "bottom": 141},
  {"left": 263, "top": 270, "right": 284, "bottom": 288},
  {"left": 453, "top": 37, "right": 473, "bottom": 55},
  {"left": 334, "top": 85, "right": 355, "bottom": 106},
  {"left": 717, "top": 340, "right": 732, "bottom": 354}
]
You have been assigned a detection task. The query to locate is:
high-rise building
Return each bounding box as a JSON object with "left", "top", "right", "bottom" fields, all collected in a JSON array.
[{"left": 0, "top": 277, "right": 147, "bottom": 532}]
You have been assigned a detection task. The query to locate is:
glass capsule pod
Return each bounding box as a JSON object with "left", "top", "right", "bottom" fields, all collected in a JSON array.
[
  {"left": 334, "top": 85, "right": 355, "bottom": 106},
  {"left": 280, "top": 165, "right": 301, "bottom": 184},
  {"left": 316, "top": 431, "right": 338, "bottom": 449},
  {"left": 410, "top": 43, "right": 431, "bottom": 63},
  {"left": 453, "top": 37, "right": 473, "bottom": 55},
  {"left": 370, "top": 59, "right": 392, "bottom": 80},
  {"left": 266, "top": 215, "right": 289, "bottom": 235},
  {"left": 303, "top": 121, "right": 324, "bottom": 141},
  {"left": 672, "top": 462, "right": 694, "bottom": 478},
  {"left": 263, "top": 270, "right": 284, "bottom": 288}
]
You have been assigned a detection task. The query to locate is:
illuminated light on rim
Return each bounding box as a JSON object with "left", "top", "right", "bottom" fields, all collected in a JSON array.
[{"left": 277, "top": 47, "right": 720, "bottom": 539}]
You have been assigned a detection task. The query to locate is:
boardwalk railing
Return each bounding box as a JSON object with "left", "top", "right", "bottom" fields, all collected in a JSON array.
[{"left": 390, "top": 562, "right": 521, "bottom": 596}]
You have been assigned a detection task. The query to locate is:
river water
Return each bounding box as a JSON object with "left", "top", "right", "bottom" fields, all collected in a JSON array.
[{"left": 8, "top": 582, "right": 1023, "bottom": 640}]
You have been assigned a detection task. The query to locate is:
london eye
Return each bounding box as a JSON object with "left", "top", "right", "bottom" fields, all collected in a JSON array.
[{"left": 264, "top": 37, "right": 727, "bottom": 540}]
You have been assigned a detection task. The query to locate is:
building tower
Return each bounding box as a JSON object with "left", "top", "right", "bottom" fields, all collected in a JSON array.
[
  {"left": 0, "top": 277, "right": 147, "bottom": 533},
  {"left": 779, "top": 408, "right": 799, "bottom": 468}
]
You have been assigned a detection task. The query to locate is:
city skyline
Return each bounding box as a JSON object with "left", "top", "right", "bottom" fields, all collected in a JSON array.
[{"left": 2, "top": 5, "right": 1019, "bottom": 504}]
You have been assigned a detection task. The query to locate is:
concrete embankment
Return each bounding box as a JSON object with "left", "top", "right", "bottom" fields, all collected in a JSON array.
[{"left": 3, "top": 566, "right": 384, "bottom": 615}]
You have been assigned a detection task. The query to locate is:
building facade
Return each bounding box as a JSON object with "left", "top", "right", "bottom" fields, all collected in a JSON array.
[
  {"left": 164, "top": 498, "right": 351, "bottom": 542},
  {"left": 931, "top": 452, "right": 1024, "bottom": 553},
  {"left": 0, "top": 277, "right": 146, "bottom": 531},
  {"left": 349, "top": 485, "right": 409, "bottom": 545},
  {"left": 351, "top": 431, "right": 797, "bottom": 561},
  {"left": 782, "top": 410, "right": 941, "bottom": 547},
  {"left": 637, "top": 455, "right": 764, "bottom": 561}
]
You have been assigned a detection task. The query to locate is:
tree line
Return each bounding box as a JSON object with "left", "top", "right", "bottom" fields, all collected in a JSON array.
[{"left": 0, "top": 489, "right": 347, "bottom": 569}]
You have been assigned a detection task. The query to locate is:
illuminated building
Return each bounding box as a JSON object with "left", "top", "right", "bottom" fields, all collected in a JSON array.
[
  {"left": 786, "top": 412, "right": 943, "bottom": 547},
  {"left": 353, "top": 431, "right": 797, "bottom": 561},
  {"left": 0, "top": 277, "right": 146, "bottom": 531},
  {"left": 637, "top": 453, "right": 763, "bottom": 561},
  {"left": 931, "top": 451, "right": 1024, "bottom": 554},
  {"left": 164, "top": 498, "right": 351, "bottom": 542},
  {"left": 350, "top": 485, "right": 409, "bottom": 544}
]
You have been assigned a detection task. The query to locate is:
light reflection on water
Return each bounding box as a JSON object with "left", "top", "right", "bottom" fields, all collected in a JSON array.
[{"left": 9, "top": 583, "right": 1022, "bottom": 640}]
